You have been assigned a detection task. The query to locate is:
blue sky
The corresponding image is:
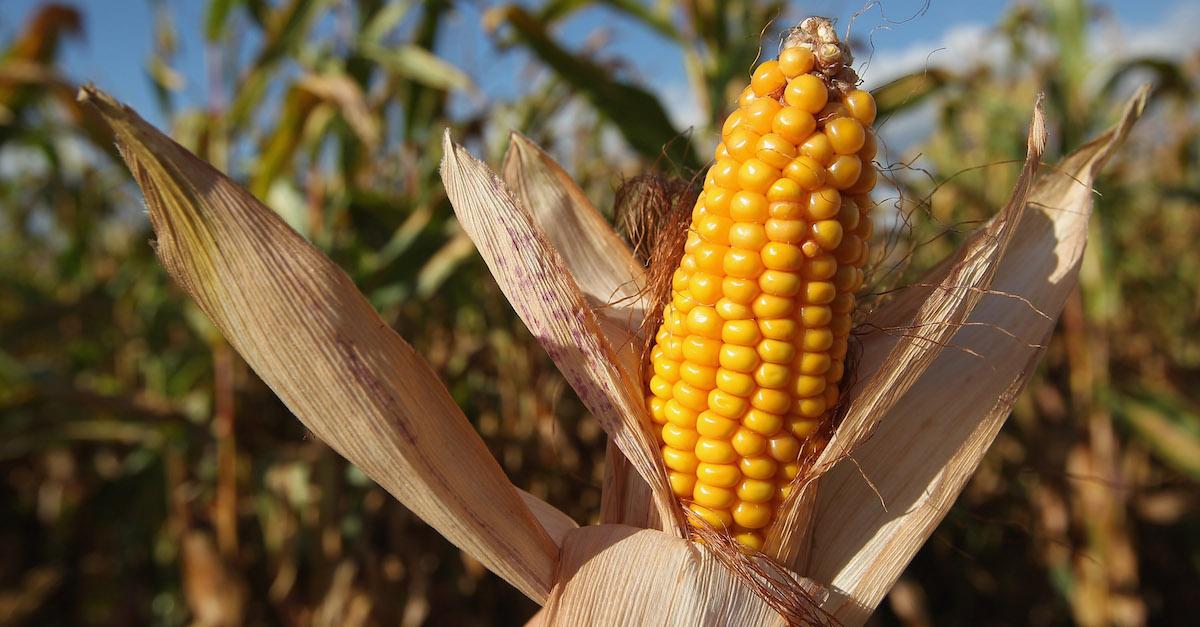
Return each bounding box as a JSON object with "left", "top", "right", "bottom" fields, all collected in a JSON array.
[{"left": 1, "top": 0, "right": 1188, "bottom": 134}]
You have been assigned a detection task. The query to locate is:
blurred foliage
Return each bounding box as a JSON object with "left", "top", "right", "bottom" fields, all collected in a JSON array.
[{"left": 0, "top": 0, "right": 1197, "bottom": 625}]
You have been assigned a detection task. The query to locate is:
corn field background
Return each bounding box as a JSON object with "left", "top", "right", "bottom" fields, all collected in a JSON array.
[{"left": 1, "top": 0, "right": 1197, "bottom": 625}]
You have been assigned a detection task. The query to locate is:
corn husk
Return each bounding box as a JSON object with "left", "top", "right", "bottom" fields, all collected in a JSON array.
[
  {"left": 499, "top": 132, "right": 659, "bottom": 529},
  {"left": 441, "top": 132, "right": 684, "bottom": 535},
  {"left": 78, "top": 86, "right": 560, "bottom": 603},
  {"left": 537, "top": 524, "right": 827, "bottom": 626},
  {"left": 87, "top": 78, "right": 1148, "bottom": 625}
]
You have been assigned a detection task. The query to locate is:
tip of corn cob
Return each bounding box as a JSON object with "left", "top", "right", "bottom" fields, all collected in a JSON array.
[{"left": 644, "top": 17, "right": 876, "bottom": 553}]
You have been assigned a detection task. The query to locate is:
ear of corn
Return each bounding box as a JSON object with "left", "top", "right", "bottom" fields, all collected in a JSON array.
[{"left": 646, "top": 18, "right": 876, "bottom": 551}]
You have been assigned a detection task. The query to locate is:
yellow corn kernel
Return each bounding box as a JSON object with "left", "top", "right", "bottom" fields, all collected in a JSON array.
[
  {"left": 693, "top": 242, "right": 727, "bottom": 274},
  {"left": 697, "top": 462, "right": 741, "bottom": 488},
  {"left": 719, "top": 344, "right": 759, "bottom": 373},
  {"left": 771, "top": 106, "right": 817, "bottom": 145},
  {"left": 696, "top": 214, "right": 733, "bottom": 245},
  {"left": 758, "top": 318, "right": 798, "bottom": 341},
  {"left": 797, "top": 352, "right": 831, "bottom": 375},
  {"left": 768, "top": 201, "right": 805, "bottom": 220},
  {"left": 756, "top": 133, "right": 797, "bottom": 169},
  {"left": 731, "top": 434, "right": 767, "bottom": 462},
  {"left": 778, "top": 47, "right": 815, "bottom": 77},
  {"left": 784, "top": 74, "right": 828, "bottom": 113},
  {"left": 762, "top": 242, "right": 805, "bottom": 272},
  {"left": 805, "top": 281, "right": 837, "bottom": 305},
  {"left": 696, "top": 438, "right": 738, "bottom": 464},
  {"left": 750, "top": 60, "right": 787, "bottom": 96},
  {"left": 682, "top": 335, "right": 721, "bottom": 366},
  {"left": 722, "top": 277, "right": 759, "bottom": 303},
  {"left": 800, "top": 132, "right": 834, "bottom": 165},
  {"left": 728, "top": 222, "right": 768, "bottom": 250},
  {"left": 843, "top": 89, "right": 877, "bottom": 124},
  {"left": 766, "top": 177, "right": 805, "bottom": 203},
  {"left": 767, "top": 433, "right": 801, "bottom": 462},
  {"left": 788, "top": 417, "right": 819, "bottom": 439},
  {"left": 764, "top": 218, "right": 808, "bottom": 244},
  {"left": 733, "top": 530, "right": 765, "bottom": 552},
  {"left": 732, "top": 501, "right": 774, "bottom": 529},
  {"left": 663, "top": 423, "right": 700, "bottom": 450},
  {"left": 669, "top": 471, "right": 697, "bottom": 497},
  {"left": 724, "top": 248, "right": 765, "bottom": 279},
  {"left": 827, "top": 154, "right": 862, "bottom": 189},
  {"left": 716, "top": 298, "right": 753, "bottom": 320},
  {"left": 784, "top": 155, "right": 826, "bottom": 190},
  {"left": 807, "top": 187, "right": 841, "bottom": 220},
  {"left": 754, "top": 362, "right": 791, "bottom": 389},
  {"left": 737, "top": 159, "right": 780, "bottom": 194},
  {"left": 719, "top": 320, "right": 759, "bottom": 346},
  {"left": 663, "top": 446, "right": 699, "bottom": 472},
  {"left": 752, "top": 293, "right": 794, "bottom": 318},
  {"left": 756, "top": 338, "right": 796, "bottom": 364},
  {"left": 792, "top": 375, "right": 826, "bottom": 398},
  {"left": 689, "top": 272, "right": 722, "bottom": 305},
  {"left": 664, "top": 400, "right": 699, "bottom": 428},
  {"left": 736, "top": 478, "right": 775, "bottom": 503},
  {"left": 712, "top": 158, "right": 739, "bottom": 188},
  {"left": 739, "top": 455, "right": 778, "bottom": 480},
  {"left": 649, "top": 397, "right": 668, "bottom": 424},
  {"left": 694, "top": 482, "right": 737, "bottom": 509},
  {"left": 743, "top": 98, "right": 782, "bottom": 134},
  {"left": 751, "top": 388, "right": 792, "bottom": 414},
  {"left": 811, "top": 219, "right": 844, "bottom": 250},
  {"left": 696, "top": 411, "right": 738, "bottom": 438},
  {"left": 690, "top": 503, "right": 733, "bottom": 528},
  {"left": 685, "top": 306, "right": 722, "bottom": 339},
  {"left": 673, "top": 380, "right": 709, "bottom": 412},
  {"left": 759, "top": 270, "right": 802, "bottom": 297},
  {"left": 706, "top": 186, "right": 733, "bottom": 215},
  {"left": 743, "top": 408, "right": 783, "bottom": 436},
  {"left": 715, "top": 368, "right": 755, "bottom": 397},
  {"left": 826, "top": 117, "right": 866, "bottom": 154},
  {"left": 708, "top": 389, "right": 748, "bottom": 418},
  {"left": 679, "top": 362, "right": 717, "bottom": 389}
]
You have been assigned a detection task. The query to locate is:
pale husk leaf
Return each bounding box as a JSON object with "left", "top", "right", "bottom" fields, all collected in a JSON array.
[
  {"left": 500, "top": 133, "right": 659, "bottom": 530},
  {"left": 804, "top": 88, "right": 1149, "bottom": 625},
  {"left": 539, "top": 525, "right": 827, "bottom": 626},
  {"left": 519, "top": 489, "right": 579, "bottom": 547},
  {"left": 440, "top": 132, "right": 684, "bottom": 535},
  {"left": 767, "top": 99, "right": 1047, "bottom": 566},
  {"left": 501, "top": 131, "right": 647, "bottom": 359},
  {"left": 80, "top": 86, "right": 559, "bottom": 603}
]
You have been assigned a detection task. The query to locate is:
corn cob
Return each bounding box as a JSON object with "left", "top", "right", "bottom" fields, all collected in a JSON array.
[{"left": 645, "top": 18, "right": 875, "bottom": 551}]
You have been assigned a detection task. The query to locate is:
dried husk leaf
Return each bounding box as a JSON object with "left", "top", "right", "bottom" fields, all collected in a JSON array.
[
  {"left": 539, "top": 525, "right": 828, "bottom": 626},
  {"left": 501, "top": 131, "right": 647, "bottom": 360},
  {"left": 80, "top": 86, "right": 559, "bottom": 603},
  {"left": 519, "top": 490, "right": 579, "bottom": 547},
  {"left": 803, "top": 88, "right": 1149, "bottom": 625},
  {"left": 440, "top": 132, "right": 685, "bottom": 536},
  {"left": 768, "top": 99, "right": 1048, "bottom": 566},
  {"left": 499, "top": 133, "right": 660, "bottom": 531}
]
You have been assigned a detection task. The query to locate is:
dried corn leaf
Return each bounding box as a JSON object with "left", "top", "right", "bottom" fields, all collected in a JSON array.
[
  {"left": 804, "top": 88, "right": 1148, "bottom": 625},
  {"left": 441, "top": 132, "right": 684, "bottom": 536},
  {"left": 540, "top": 525, "right": 826, "bottom": 626},
  {"left": 500, "top": 132, "right": 658, "bottom": 530},
  {"left": 81, "top": 87, "right": 559, "bottom": 603}
]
